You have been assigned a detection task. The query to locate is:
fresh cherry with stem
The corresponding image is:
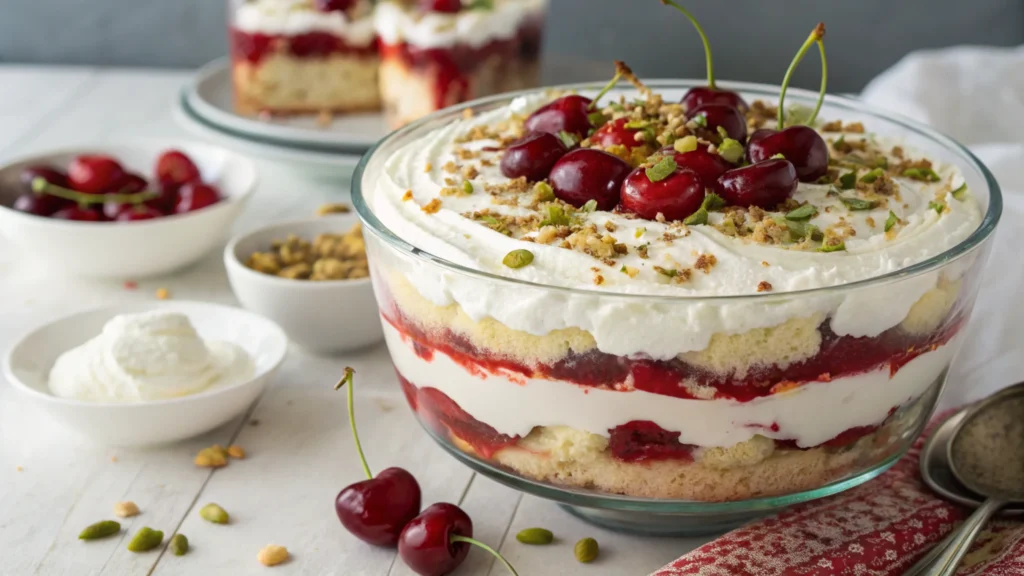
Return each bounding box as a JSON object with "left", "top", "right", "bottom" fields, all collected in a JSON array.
[
  {"left": 662, "top": 146, "right": 733, "bottom": 191},
  {"left": 67, "top": 155, "right": 125, "bottom": 194},
  {"left": 334, "top": 367, "right": 422, "bottom": 547},
  {"left": 621, "top": 162, "right": 705, "bottom": 221},
  {"left": 590, "top": 117, "right": 645, "bottom": 150},
  {"left": 499, "top": 132, "right": 568, "bottom": 181},
  {"left": 746, "top": 23, "right": 829, "bottom": 182},
  {"left": 522, "top": 62, "right": 623, "bottom": 138},
  {"left": 661, "top": 0, "right": 748, "bottom": 113},
  {"left": 686, "top": 104, "right": 747, "bottom": 143},
  {"left": 19, "top": 166, "right": 68, "bottom": 193},
  {"left": 717, "top": 158, "right": 798, "bottom": 208},
  {"left": 549, "top": 148, "right": 631, "bottom": 210},
  {"left": 155, "top": 150, "right": 202, "bottom": 188},
  {"left": 174, "top": 182, "right": 221, "bottom": 214},
  {"left": 12, "top": 193, "right": 68, "bottom": 217},
  {"left": 399, "top": 503, "right": 518, "bottom": 576}
]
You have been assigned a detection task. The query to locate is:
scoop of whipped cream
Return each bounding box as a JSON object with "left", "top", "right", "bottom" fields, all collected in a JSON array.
[{"left": 48, "top": 311, "right": 254, "bottom": 403}]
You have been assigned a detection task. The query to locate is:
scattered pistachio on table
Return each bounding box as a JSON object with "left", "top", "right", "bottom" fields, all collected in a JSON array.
[
  {"left": 516, "top": 527, "right": 554, "bottom": 545},
  {"left": 194, "top": 445, "right": 228, "bottom": 468},
  {"left": 574, "top": 537, "right": 599, "bottom": 563},
  {"left": 169, "top": 533, "right": 189, "bottom": 556},
  {"left": 258, "top": 544, "right": 290, "bottom": 567},
  {"left": 127, "top": 527, "right": 163, "bottom": 552},
  {"left": 199, "top": 503, "right": 230, "bottom": 524},
  {"left": 79, "top": 520, "right": 120, "bottom": 540},
  {"left": 227, "top": 444, "right": 246, "bottom": 459}
]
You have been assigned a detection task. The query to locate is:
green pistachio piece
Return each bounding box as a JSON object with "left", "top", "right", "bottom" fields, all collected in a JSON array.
[
  {"left": 170, "top": 533, "right": 189, "bottom": 556},
  {"left": 818, "top": 240, "right": 847, "bottom": 253},
  {"left": 859, "top": 168, "right": 885, "bottom": 183},
  {"left": 838, "top": 171, "right": 857, "bottom": 190},
  {"left": 654, "top": 266, "right": 678, "bottom": 278},
  {"left": 716, "top": 125, "right": 729, "bottom": 140},
  {"left": 952, "top": 182, "right": 968, "bottom": 201},
  {"left": 127, "top": 527, "right": 163, "bottom": 552},
  {"left": 556, "top": 131, "right": 579, "bottom": 149},
  {"left": 885, "top": 210, "right": 899, "bottom": 232},
  {"left": 587, "top": 111, "right": 607, "bottom": 127},
  {"left": 683, "top": 208, "right": 708, "bottom": 226},
  {"left": 902, "top": 167, "right": 941, "bottom": 182},
  {"left": 199, "top": 503, "right": 229, "bottom": 524},
  {"left": 79, "top": 520, "right": 121, "bottom": 540},
  {"left": 691, "top": 113, "right": 707, "bottom": 128},
  {"left": 700, "top": 192, "right": 726, "bottom": 211},
  {"left": 839, "top": 196, "right": 877, "bottom": 211},
  {"left": 461, "top": 180, "right": 473, "bottom": 195},
  {"left": 581, "top": 199, "right": 598, "bottom": 213},
  {"left": 574, "top": 537, "right": 599, "bottom": 563},
  {"left": 673, "top": 135, "right": 698, "bottom": 153},
  {"left": 540, "top": 204, "right": 570, "bottom": 227},
  {"left": 929, "top": 200, "right": 945, "bottom": 215},
  {"left": 770, "top": 153, "right": 786, "bottom": 160},
  {"left": 717, "top": 138, "right": 744, "bottom": 164},
  {"left": 533, "top": 181, "right": 555, "bottom": 202},
  {"left": 785, "top": 204, "right": 817, "bottom": 221},
  {"left": 645, "top": 157, "right": 677, "bottom": 182},
  {"left": 624, "top": 120, "right": 649, "bottom": 129},
  {"left": 516, "top": 527, "right": 554, "bottom": 545},
  {"left": 634, "top": 226, "right": 646, "bottom": 238},
  {"left": 503, "top": 249, "right": 534, "bottom": 269}
]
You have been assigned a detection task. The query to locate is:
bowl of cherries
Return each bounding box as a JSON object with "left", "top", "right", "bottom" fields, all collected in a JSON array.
[{"left": 0, "top": 140, "right": 257, "bottom": 278}]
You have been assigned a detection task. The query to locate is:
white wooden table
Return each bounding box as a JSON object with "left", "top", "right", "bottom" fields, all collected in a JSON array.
[{"left": 0, "top": 66, "right": 709, "bottom": 576}]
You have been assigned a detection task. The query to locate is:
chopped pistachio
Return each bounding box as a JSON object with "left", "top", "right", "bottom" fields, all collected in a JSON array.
[
  {"left": 700, "top": 192, "right": 726, "bottom": 211},
  {"left": 785, "top": 204, "right": 817, "bottom": 221},
  {"left": 673, "top": 135, "right": 698, "bottom": 153},
  {"left": 634, "top": 227, "right": 646, "bottom": 238},
  {"left": 533, "top": 181, "right": 555, "bottom": 201},
  {"left": 645, "top": 156, "right": 677, "bottom": 182},
  {"left": 818, "top": 240, "right": 846, "bottom": 253},
  {"left": 717, "top": 138, "right": 744, "bottom": 163},
  {"left": 587, "top": 111, "right": 608, "bottom": 127},
  {"left": 903, "top": 167, "right": 941, "bottom": 182},
  {"left": 503, "top": 249, "right": 534, "bottom": 269},
  {"left": 929, "top": 200, "right": 945, "bottom": 215},
  {"left": 839, "top": 196, "right": 878, "bottom": 211},
  {"left": 654, "top": 266, "right": 678, "bottom": 278},
  {"left": 624, "top": 120, "right": 649, "bottom": 129},
  {"left": 884, "top": 210, "right": 899, "bottom": 232},
  {"left": 461, "top": 180, "right": 474, "bottom": 195},
  {"left": 540, "top": 204, "right": 570, "bottom": 227},
  {"left": 581, "top": 199, "right": 598, "bottom": 213},
  {"left": 952, "top": 182, "right": 968, "bottom": 201},
  {"left": 683, "top": 208, "right": 708, "bottom": 226},
  {"left": 716, "top": 125, "right": 729, "bottom": 140},
  {"left": 620, "top": 265, "right": 639, "bottom": 278},
  {"left": 770, "top": 153, "right": 786, "bottom": 160},
  {"left": 691, "top": 113, "right": 707, "bottom": 128},
  {"left": 859, "top": 168, "right": 885, "bottom": 183},
  {"left": 557, "top": 131, "right": 579, "bottom": 148},
  {"left": 838, "top": 171, "right": 857, "bottom": 190}
]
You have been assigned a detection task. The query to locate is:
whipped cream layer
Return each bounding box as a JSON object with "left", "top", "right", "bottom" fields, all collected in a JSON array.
[
  {"left": 235, "top": 0, "right": 376, "bottom": 45},
  {"left": 386, "top": 322, "right": 952, "bottom": 449},
  {"left": 367, "top": 92, "right": 984, "bottom": 358},
  {"left": 49, "top": 311, "right": 254, "bottom": 403},
  {"left": 374, "top": 0, "right": 546, "bottom": 49}
]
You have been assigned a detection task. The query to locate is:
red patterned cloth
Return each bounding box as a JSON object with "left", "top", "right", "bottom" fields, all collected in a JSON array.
[{"left": 652, "top": 413, "right": 1024, "bottom": 576}]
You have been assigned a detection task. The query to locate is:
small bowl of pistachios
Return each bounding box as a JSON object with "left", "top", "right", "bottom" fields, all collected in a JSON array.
[{"left": 224, "top": 207, "right": 382, "bottom": 354}]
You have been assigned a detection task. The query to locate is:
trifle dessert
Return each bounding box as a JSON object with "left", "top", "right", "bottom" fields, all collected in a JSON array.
[
  {"left": 229, "top": 0, "right": 380, "bottom": 116},
  {"left": 354, "top": 8, "right": 998, "bottom": 503},
  {"left": 374, "top": 0, "right": 547, "bottom": 127}
]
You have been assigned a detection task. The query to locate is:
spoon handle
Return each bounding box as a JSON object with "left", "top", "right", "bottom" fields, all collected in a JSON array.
[{"left": 919, "top": 498, "right": 1005, "bottom": 576}]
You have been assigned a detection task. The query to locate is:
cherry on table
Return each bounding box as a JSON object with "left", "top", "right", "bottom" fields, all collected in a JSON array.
[
  {"left": 333, "top": 368, "right": 421, "bottom": 547},
  {"left": 419, "top": 0, "right": 461, "bottom": 13},
  {"left": 399, "top": 503, "right": 518, "bottom": 576},
  {"left": 687, "top": 104, "right": 747, "bottom": 143},
  {"left": 155, "top": 150, "right": 201, "bottom": 189},
  {"left": 174, "top": 182, "right": 221, "bottom": 214},
  {"left": 717, "top": 158, "right": 798, "bottom": 208},
  {"left": 620, "top": 164, "right": 704, "bottom": 221},
  {"left": 499, "top": 132, "right": 567, "bottom": 182},
  {"left": 115, "top": 205, "right": 164, "bottom": 222},
  {"left": 52, "top": 206, "right": 101, "bottom": 222},
  {"left": 12, "top": 193, "right": 68, "bottom": 217},
  {"left": 548, "top": 148, "right": 630, "bottom": 211},
  {"left": 590, "top": 117, "right": 645, "bottom": 150},
  {"left": 67, "top": 155, "right": 125, "bottom": 195},
  {"left": 747, "top": 126, "right": 828, "bottom": 182},
  {"left": 663, "top": 146, "right": 733, "bottom": 191},
  {"left": 19, "top": 166, "right": 68, "bottom": 193},
  {"left": 523, "top": 95, "right": 593, "bottom": 138}
]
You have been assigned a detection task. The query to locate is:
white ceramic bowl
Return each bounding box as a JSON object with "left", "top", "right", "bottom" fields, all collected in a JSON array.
[
  {"left": 3, "top": 301, "right": 288, "bottom": 446},
  {"left": 224, "top": 214, "right": 384, "bottom": 354},
  {"left": 0, "top": 140, "right": 257, "bottom": 278}
]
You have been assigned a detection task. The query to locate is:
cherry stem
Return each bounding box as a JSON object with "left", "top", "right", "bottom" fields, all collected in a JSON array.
[
  {"left": 450, "top": 535, "right": 519, "bottom": 576},
  {"left": 334, "top": 367, "right": 372, "bottom": 480},
  {"left": 588, "top": 68, "right": 624, "bottom": 111},
  {"left": 660, "top": 0, "right": 715, "bottom": 89},
  {"left": 777, "top": 23, "right": 826, "bottom": 130},
  {"left": 32, "top": 178, "right": 157, "bottom": 206}
]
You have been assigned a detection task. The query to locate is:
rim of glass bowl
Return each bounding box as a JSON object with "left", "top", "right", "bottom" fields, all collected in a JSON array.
[{"left": 353, "top": 79, "right": 1001, "bottom": 302}]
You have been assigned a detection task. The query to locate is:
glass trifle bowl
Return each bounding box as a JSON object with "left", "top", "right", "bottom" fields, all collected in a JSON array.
[{"left": 352, "top": 80, "right": 1001, "bottom": 534}]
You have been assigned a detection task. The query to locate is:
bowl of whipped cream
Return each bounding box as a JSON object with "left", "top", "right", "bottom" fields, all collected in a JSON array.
[{"left": 3, "top": 302, "right": 288, "bottom": 446}]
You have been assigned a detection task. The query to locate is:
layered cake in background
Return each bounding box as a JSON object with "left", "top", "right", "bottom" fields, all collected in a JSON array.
[
  {"left": 374, "top": 0, "right": 547, "bottom": 127},
  {"left": 229, "top": 0, "right": 380, "bottom": 116}
]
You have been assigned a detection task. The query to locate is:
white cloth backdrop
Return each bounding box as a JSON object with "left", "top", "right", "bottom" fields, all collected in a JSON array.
[{"left": 861, "top": 45, "right": 1024, "bottom": 410}]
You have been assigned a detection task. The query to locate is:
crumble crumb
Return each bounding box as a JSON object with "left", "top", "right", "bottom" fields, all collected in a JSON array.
[
  {"left": 421, "top": 198, "right": 442, "bottom": 214},
  {"left": 757, "top": 281, "right": 773, "bottom": 292},
  {"left": 694, "top": 253, "right": 717, "bottom": 274},
  {"left": 442, "top": 161, "right": 457, "bottom": 173},
  {"left": 424, "top": 162, "right": 432, "bottom": 173},
  {"left": 593, "top": 274, "right": 605, "bottom": 286},
  {"left": 155, "top": 288, "right": 170, "bottom": 300},
  {"left": 15, "top": 465, "right": 23, "bottom": 472},
  {"left": 402, "top": 190, "right": 413, "bottom": 202},
  {"left": 761, "top": 261, "right": 770, "bottom": 267},
  {"left": 315, "top": 203, "right": 350, "bottom": 216}
]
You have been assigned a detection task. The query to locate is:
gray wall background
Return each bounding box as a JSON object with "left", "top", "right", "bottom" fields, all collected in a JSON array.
[{"left": 1, "top": 0, "right": 1022, "bottom": 92}]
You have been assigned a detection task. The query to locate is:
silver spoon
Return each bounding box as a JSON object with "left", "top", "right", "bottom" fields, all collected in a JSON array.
[{"left": 916, "top": 384, "right": 1024, "bottom": 576}]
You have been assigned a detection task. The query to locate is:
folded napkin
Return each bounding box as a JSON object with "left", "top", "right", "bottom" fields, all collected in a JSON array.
[{"left": 654, "top": 45, "right": 1024, "bottom": 576}]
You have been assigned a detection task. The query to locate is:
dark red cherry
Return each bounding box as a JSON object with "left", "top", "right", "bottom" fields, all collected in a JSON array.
[
  {"left": 499, "top": 132, "right": 567, "bottom": 182},
  {"left": 523, "top": 95, "right": 593, "bottom": 138},
  {"left": 663, "top": 147, "right": 733, "bottom": 190},
  {"left": 747, "top": 126, "right": 829, "bottom": 182},
  {"left": 621, "top": 166, "right": 704, "bottom": 221},
  {"left": 145, "top": 181, "right": 181, "bottom": 214},
  {"left": 398, "top": 503, "right": 472, "bottom": 576},
  {"left": 549, "top": 148, "right": 630, "bottom": 211},
  {"left": 12, "top": 193, "right": 68, "bottom": 217},
  {"left": 687, "top": 104, "right": 747, "bottom": 143},
  {"left": 682, "top": 87, "right": 749, "bottom": 114},
  {"left": 68, "top": 155, "right": 125, "bottom": 194},
  {"left": 315, "top": 0, "right": 356, "bottom": 11},
  {"left": 174, "top": 182, "right": 221, "bottom": 213},
  {"left": 115, "top": 205, "right": 164, "bottom": 222},
  {"left": 717, "top": 158, "right": 798, "bottom": 208},
  {"left": 590, "top": 117, "right": 644, "bottom": 150},
  {"left": 52, "top": 206, "right": 101, "bottom": 222},
  {"left": 155, "top": 150, "right": 201, "bottom": 188},
  {"left": 336, "top": 467, "right": 422, "bottom": 547},
  {"left": 19, "top": 166, "right": 68, "bottom": 193},
  {"left": 420, "top": 0, "right": 461, "bottom": 13},
  {"left": 111, "top": 173, "right": 148, "bottom": 195}
]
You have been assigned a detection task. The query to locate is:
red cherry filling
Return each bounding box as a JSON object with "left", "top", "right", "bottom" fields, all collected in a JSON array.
[
  {"left": 336, "top": 467, "right": 422, "bottom": 547},
  {"left": 548, "top": 148, "right": 631, "bottom": 211},
  {"left": 68, "top": 155, "right": 125, "bottom": 194},
  {"left": 687, "top": 104, "right": 747, "bottom": 143},
  {"left": 174, "top": 183, "right": 221, "bottom": 214},
  {"left": 523, "top": 94, "right": 593, "bottom": 138},
  {"left": 663, "top": 147, "right": 733, "bottom": 190},
  {"left": 590, "top": 117, "right": 645, "bottom": 150},
  {"left": 499, "top": 132, "right": 567, "bottom": 182},
  {"left": 20, "top": 166, "right": 68, "bottom": 193},
  {"left": 747, "top": 127, "right": 829, "bottom": 183},
  {"left": 420, "top": 0, "right": 461, "bottom": 13},
  {"left": 681, "top": 87, "right": 749, "bottom": 114},
  {"left": 398, "top": 503, "right": 472, "bottom": 576},
  {"left": 52, "top": 206, "right": 101, "bottom": 221},
  {"left": 155, "top": 150, "right": 201, "bottom": 188},
  {"left": 717, "top": 158, "right": 798, "bottom": 208},
  {"left": 621, "top": 165, "right": 704, "bottom": 221}
]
